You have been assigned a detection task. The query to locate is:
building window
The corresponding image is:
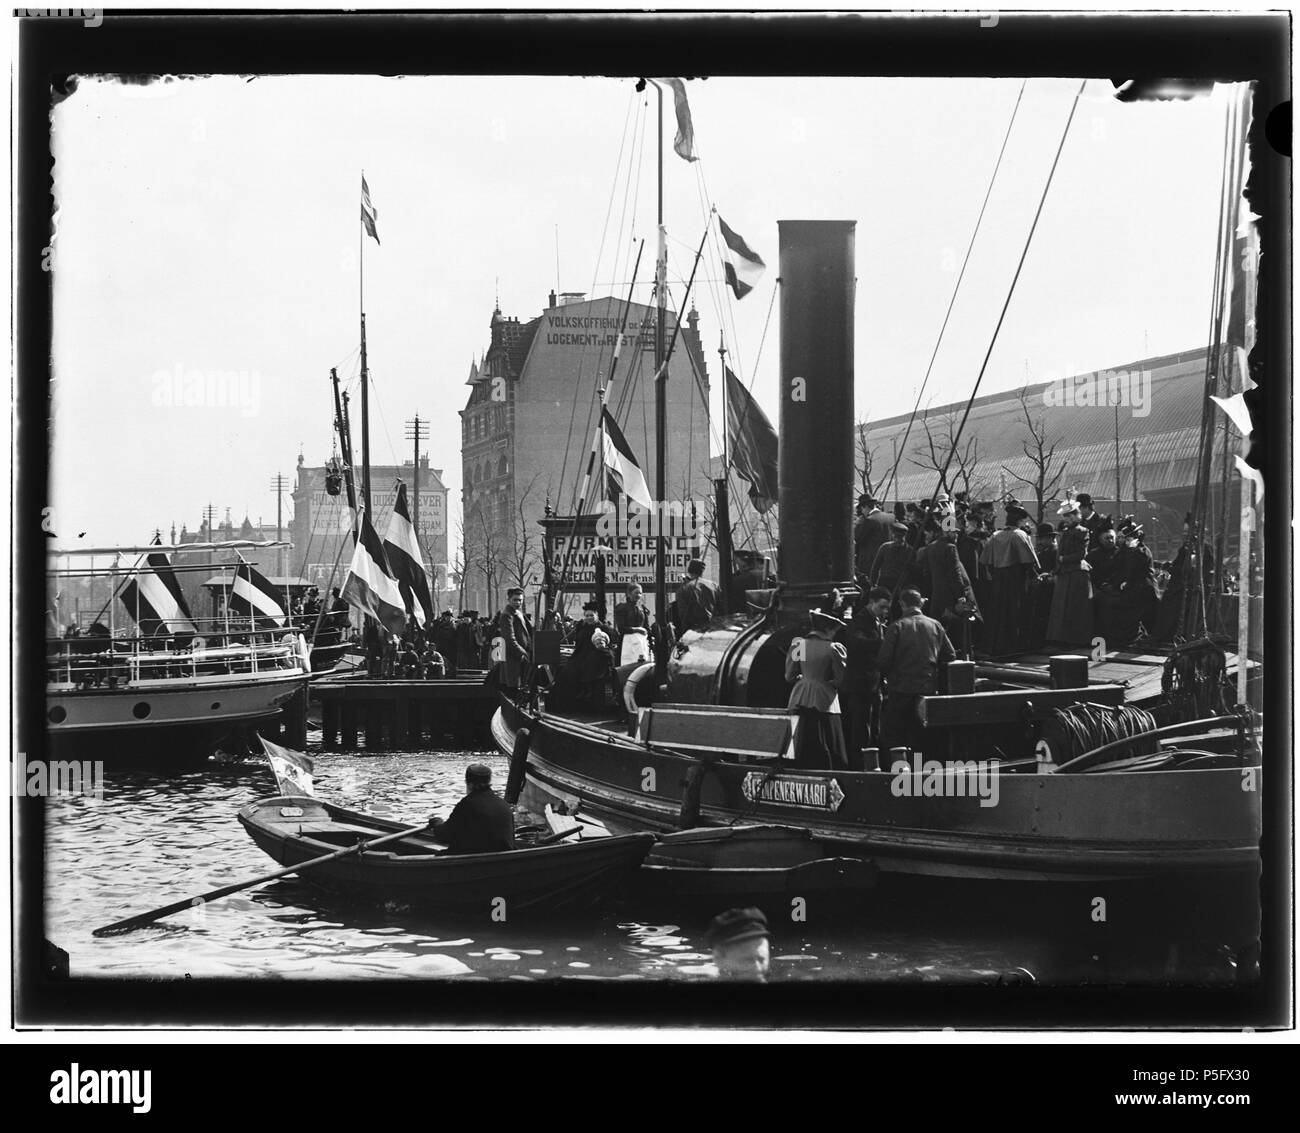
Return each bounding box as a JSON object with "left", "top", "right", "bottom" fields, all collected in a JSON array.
[{"left": 497, "top": 454, "right": 508, "bottom": 478}]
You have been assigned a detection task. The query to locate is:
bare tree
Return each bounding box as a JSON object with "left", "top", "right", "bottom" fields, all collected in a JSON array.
[
  {"left": 910, "top": 408, "right": 986, "bottom": 501},
  {"left": 1002, "top": 389, "right": 1069, "bottom": 523},
  {"left": 461, "top": 496, "right": 503, "bottom": 614},
  {"left": 503, "top": 474, "right": 545, "bottom": 593},
  {"left": 855, "top": 418, "right": 885, "bottom": 500}
]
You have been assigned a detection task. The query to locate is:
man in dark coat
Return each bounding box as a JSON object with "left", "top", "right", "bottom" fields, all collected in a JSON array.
[
  {"left": 674, "top": 559, "right": 717, "bottom": 632},
  {"left": 497, "top": 587, "right": 533, "bottom": 691},
  {"left": 1076, "top": 493, "right": 1110, "bottom": 544},
  {"left": 977, "top": 505, "right": 1040, "bottom": 656},
  {"left": 837, "top": 586, "right": 890, "bottom": 770},
  {"left": 454, "top": 610, "right": 481, "bottom": 672},
  {"left": 915, "top": 521, "right": 980, "bottom": 656},
  {"left": 878, "top": 589, "right": 956, "bottom": 756},
  {"left": 431, "top": 609, "right": 459, "bottom": 676},
  {"left": 425, "top": 764, "right": 515, "bottom": 854},
  {"left": 853, "top": 494, "right": 894, "bottom": 583}
]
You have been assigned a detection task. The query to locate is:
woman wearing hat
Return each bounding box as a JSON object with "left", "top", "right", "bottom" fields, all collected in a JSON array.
[
  {"left": 1108, "top": 518, "right": 1159, "bottom": 647},
  {"left": 784, "top": 607, "right": 849, "bottom": 770},
  {"left": 977, "top": 504, "right": 1041, "bottom": 656},
  {"left": 1046, "top": 499, "right": 1093, "bottom": 646}
]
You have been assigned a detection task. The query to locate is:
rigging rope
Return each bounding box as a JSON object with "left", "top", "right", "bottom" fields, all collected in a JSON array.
[
  {"left": 880, "top": 79, "right": 1028, "bottom": 504},
  {"left": 933, "top": 79, "right": 1087, "bottom": 502}
]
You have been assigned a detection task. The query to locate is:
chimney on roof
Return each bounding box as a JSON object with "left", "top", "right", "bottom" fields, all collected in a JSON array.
[
  {"left": 558, "top": 291, "right": 586, "bottom": 307},
  {"left": 548, "top": 289, "right": 557, "bottom": 309}
]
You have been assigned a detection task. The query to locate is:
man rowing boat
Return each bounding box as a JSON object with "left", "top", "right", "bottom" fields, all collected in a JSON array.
[{"left": 425, "top": 764, "right": 515, "bottom": 854}]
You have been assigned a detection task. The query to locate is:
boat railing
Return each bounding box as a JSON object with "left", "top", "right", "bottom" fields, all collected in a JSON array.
[{"left": 46, "top": 627, "right": 309, "bottom": 689}]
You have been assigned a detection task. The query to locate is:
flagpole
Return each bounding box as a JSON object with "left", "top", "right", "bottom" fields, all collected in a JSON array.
[
  {"left": 359, "top": 171, "right": 372, "bottom": 516},
  {"left": 653, "top": 80, "right": 668, "bottom": 669}
]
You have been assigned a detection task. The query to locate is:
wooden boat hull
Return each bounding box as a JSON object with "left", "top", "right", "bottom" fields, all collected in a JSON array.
[
  {"left": 636, "top": 825, "right": 879, "bottom": 910},
  {"left": 46, "top": 673, "right": 305, "bottom": 763},
  {"left": 494, "top": 697, "right": 1261, "bottom": 884},
  {"left": 237, "top": 796, "right": 656, "bottom": 915}
]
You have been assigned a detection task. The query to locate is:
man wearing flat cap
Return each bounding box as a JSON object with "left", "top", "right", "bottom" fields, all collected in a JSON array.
[
  {"left": 704, "top": 906, "right": 771, "bottom": 981},
  {"left": 425, "top": 763, "right": 515, "bottom": 854},
  {"left": 674, "top": 558, "right": 717, "bottom": 633}
]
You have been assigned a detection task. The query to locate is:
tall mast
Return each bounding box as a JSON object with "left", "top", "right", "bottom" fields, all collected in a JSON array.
[
  {"left": 360, "top": 170, "right": 372, "bottom": 516},
  {"left": 653, "top": 82, "right": 668, "bottom": 637}
]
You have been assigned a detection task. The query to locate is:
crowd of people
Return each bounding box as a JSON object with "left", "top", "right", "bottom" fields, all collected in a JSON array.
[
  {"left": 854, "top": 490, "right": 1213, "bottom": 661},
  {"left": 778, "top": 490, "right": 1221, "bottom": 772}
]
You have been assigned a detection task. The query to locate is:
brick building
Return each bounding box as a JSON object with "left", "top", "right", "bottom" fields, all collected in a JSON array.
[
  {"left": 291, "top": 453, "right": 448, "bottom": 591},
  {"left": 459, "top": 292, "right": 713, "bottom": 615}
]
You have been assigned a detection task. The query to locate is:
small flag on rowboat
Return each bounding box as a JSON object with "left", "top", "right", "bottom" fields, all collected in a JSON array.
[
  {"left": 260, "top": 737, "right": 316, "bottom": 798},
  {"left": 361, "top": 174, "right": 381, "bottom": 245},
  {"left": 718, "top": 215, "right": 766, "bottom": 300}
]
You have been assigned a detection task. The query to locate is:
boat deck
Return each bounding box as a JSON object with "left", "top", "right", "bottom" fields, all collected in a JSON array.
[{"left": 976, "top": 644, "right": 1256, "bottom": 704}]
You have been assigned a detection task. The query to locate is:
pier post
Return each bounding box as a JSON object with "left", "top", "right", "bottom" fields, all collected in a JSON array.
[
  {"left": 282, "top": 685, "right": 308, "bottom": 750},
  {"left": 392, "top": 695, "right": 409, "bottom": 749},
  {"left": 322, "top": 697, "right": 339, "bottom": 750},
  {"left": 341, "top": 702, "right": 358, "bottom": 750},
  {"left": 365, "top": 702, "right": 383, "bottom": 750}
]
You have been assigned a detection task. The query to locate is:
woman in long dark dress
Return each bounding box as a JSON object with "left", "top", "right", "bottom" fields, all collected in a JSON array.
[
  {"left": 1107, "top": 519, "right": 1159, "bottom": 647},
  {"left": 1046, "top": 505, "right": 1093, "bottom": 646},
  {"left": 562, "top": 604, "right": 615, "bottom": 705},
  {"left": 784, "top": 608, "right": 849, "bottom": 771}
]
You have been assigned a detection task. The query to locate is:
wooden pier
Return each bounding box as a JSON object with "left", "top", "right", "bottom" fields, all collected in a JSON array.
[{"left": 310, "top": 676, "right": 498, "bottom": 751}]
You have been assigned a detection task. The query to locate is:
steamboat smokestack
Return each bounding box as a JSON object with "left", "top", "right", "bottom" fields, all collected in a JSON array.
[{"left": 777, "top": 220, "right": 856, "bottom": 605}]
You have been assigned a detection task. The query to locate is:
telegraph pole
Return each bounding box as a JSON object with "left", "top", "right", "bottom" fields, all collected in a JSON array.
[
  {"left": 404, "top": 415, "right": 429, "bottom": 535},
  {"left": 270, "top": 472, "right": 288, "bottom": 575}
]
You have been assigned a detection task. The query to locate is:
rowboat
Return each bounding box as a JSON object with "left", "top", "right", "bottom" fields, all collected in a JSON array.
[{"left": 237, "top": 795, "right": 655, "bottom": 915}]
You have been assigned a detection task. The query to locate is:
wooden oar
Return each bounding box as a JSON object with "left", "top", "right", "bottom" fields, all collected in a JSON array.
[{"left": 92, "top": 821, "right": 430, "bottom": 937}]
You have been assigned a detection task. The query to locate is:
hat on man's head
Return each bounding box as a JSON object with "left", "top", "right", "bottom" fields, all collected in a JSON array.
[
  {"left": 506, "top": 587, "right": 524, "bottom": 598},
  {"left": 465, "top": 763, "right": 493, "bottom": 785},
  {"left": 704, "top": 906, "right": 770, "bottom": 950},
  {"left": 687, "top": 559, "right": 706, "bottom": 576},
  {"left": 891, "top": 521, "right": 909, "bottom": 534},
  {"left": 1005, "top": 504, "right": 1030, "bottom": 525}
]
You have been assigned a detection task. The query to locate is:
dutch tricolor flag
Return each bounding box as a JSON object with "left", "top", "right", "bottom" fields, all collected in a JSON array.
[
  {"left": 382, "top": 481, "right": 434, "bottom": 626},
  {"left": 342, "top": 511, "right": 407, "bottom": 634},
  {"left": 228, "top": 562, "right": 288, "bottom": 628},
  {"left": 718, "top": 215, "right": 766, "bottom": 300},
  {"left": 361, "top": 175, "right": 380, "bottom": 245},
  {"left": 598, "top": 408, "right": 653, "bottom": 509},
  {"left": 119, "top": 544, "right": 197, "bottom": 637}
]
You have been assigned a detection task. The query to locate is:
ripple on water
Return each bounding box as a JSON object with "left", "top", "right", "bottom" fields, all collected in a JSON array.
[{"left": 43, "top": 749, "right": 1205, "bottom": 986}]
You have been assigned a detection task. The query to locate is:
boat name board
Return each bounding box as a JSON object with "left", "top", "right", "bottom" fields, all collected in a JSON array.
[{"left": 741, "top": 772, "right": 846, "bottom": 812}]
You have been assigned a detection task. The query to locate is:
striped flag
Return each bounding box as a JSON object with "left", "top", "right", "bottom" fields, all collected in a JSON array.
[
  {"left": 726, "top": 366, "right": 779, "bottom": 513},
  {"left": 228, "top": 562, "right": 287, "bottom": 628},
  {"left": 718, "top": 215, "right": 766, "bottom": 299},
  {"left": 342, "top": 510, "right": 407, "bottom": 634},
  {"left": 361, "top": 175, "right": 380, "bottom": 245},
  {"left": 597, "top": 408, "right": 653, "bottom": 509},
  {"left": 382, "top": 481, "right": 434, "bottom": 626},
  {"left": 119, "top": 544, "right": 197, "bottom": 636},
  {"left": 658, "top": 78, "right": 698, "bottom": 163}
]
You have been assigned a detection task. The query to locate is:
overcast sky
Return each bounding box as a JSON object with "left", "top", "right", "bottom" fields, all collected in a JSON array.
[{"left": 49, "top": 72, "right": 1237, "bottom": 554}]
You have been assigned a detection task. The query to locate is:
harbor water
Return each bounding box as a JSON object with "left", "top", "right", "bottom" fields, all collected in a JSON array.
[{"left": 43, "top": 749, "right": 1254, "bottom": 986}]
